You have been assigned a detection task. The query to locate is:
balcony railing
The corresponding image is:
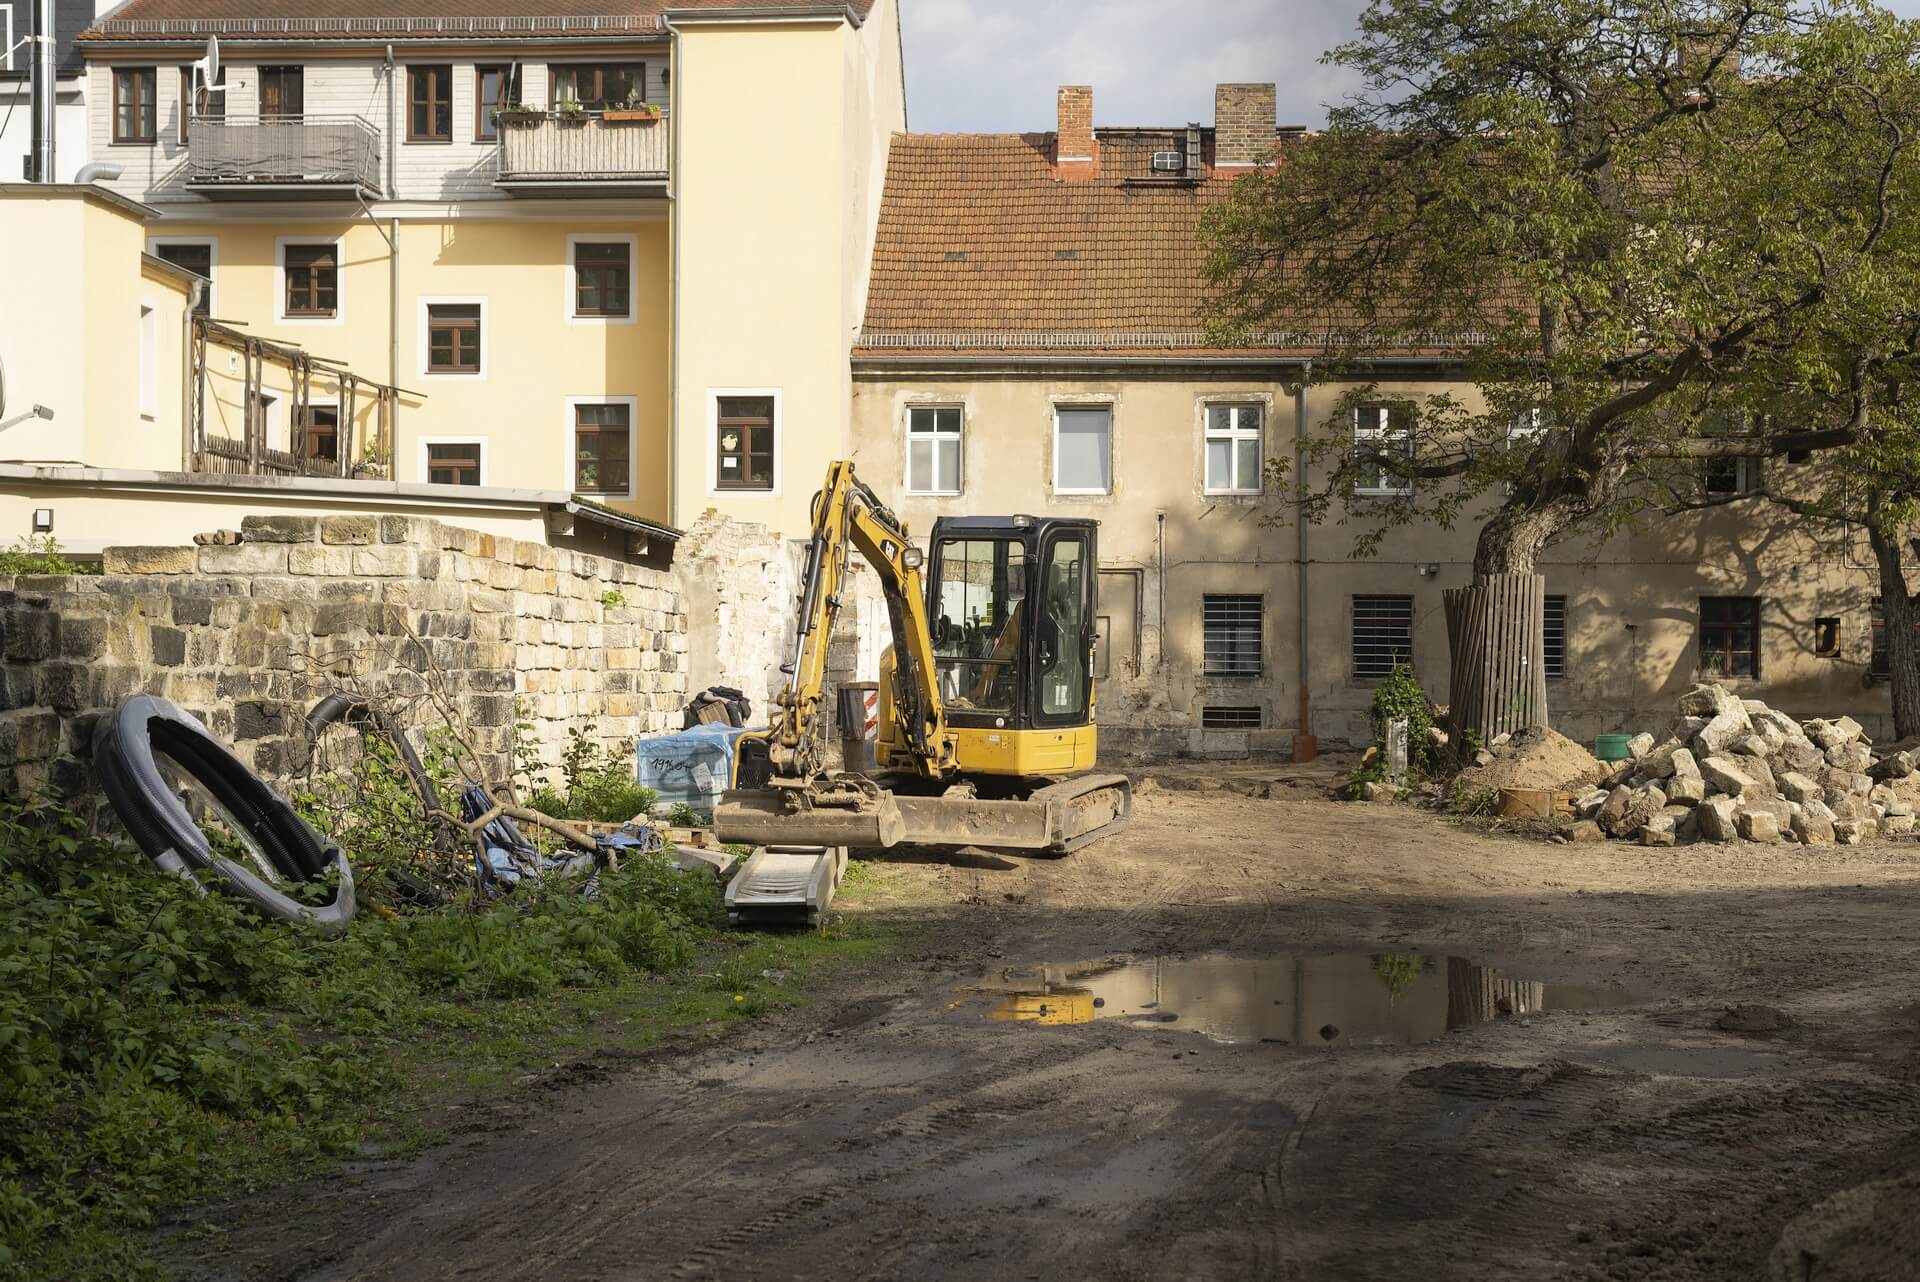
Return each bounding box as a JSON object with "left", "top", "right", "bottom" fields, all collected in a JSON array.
[
  {"left": 495, "top": 110, "right": 670, "bottom": 192},
  {"left": 185, "top": 115, "right": 382, "bottom": 196}
]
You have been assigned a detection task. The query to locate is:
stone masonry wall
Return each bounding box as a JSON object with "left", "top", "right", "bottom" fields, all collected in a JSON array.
[{"left": 0, "top": 512, "right": 688, "bottom": 805}]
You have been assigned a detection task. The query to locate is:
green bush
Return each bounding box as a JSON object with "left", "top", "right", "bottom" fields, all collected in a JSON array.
[
  {"left": 527, "top": 727, "right": 657, "bottom": 824},
  {"left": 0, "top": 790, "right": 721, "bottom": 1278},
  {"left": 0, "top": 535, "right": 92, "bottom": 576},
  {"left": 1349, "top": 664, "right": 1438, "bottom": 789}
]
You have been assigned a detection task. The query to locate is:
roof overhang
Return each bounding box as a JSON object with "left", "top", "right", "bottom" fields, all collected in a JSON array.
[
  {"left": 662, "top": 4, "right": 861, "bottom": 26},
  {"left": 0, "top": 182, "right": 162, "bottom": 222},
  {"left": 0, "top": 465, "right": 682, "bottom": 543}
]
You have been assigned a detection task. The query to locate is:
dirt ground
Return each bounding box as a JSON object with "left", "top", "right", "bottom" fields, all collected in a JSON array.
[{"left": 164, "top": 761, "right": 1920, "bottom": 1281}]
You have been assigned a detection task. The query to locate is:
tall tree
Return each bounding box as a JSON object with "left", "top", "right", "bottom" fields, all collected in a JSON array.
[{"left": 1204, "top": 0, "right": 1920, "bottom": 737}]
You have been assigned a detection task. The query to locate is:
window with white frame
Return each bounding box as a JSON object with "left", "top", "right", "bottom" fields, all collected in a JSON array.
[
  {"left": 420, "top": 299, "right": 485, "bottom": 377},
  {"left": 906, "top": 405, "right": 962, "bottom": 494},
  {"left": 279, "top": 240, "right": 340, "bottom": 321},
  {"left": 570, "top": 238, "right": 634, "bottom": 321},
  {"left": 1698, "top": 408, "right": 1760, "bottom": 496},
  {"left": 1701, "top": 454, "right": 1760, "bottom": 496},
  {"left": 2, "top": 10, "right": 13, "bottom": 74},
  {"left": 1507, "top": 407, "right": 1547, "bottom": 493},
  {"left": 1352, "top": 402, "right": 1414, "bottom": 496},
  {"left": 574, "top": 400, "right": 634, "bottom": 497},
  {"left": 1204, "top": 403, "right": 1264, "bottom": 494},
  {"left": 1053, "top": 405, "right": 1112, "bottom": 495}
]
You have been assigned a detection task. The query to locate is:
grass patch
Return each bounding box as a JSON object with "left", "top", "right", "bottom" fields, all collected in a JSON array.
[{"left": 0, "top": 793, "right": 899, "bottom": 1282}]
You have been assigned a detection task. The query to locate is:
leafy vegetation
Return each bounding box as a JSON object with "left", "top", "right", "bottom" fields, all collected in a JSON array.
[
  {"left": 1204, "top": 0, "right": 1920, "bottom": 735},
  {"left": 0, "top": 535, "right": 93, "bottom": 576},
  {"left": 1370, "top": 953, "right": 1429, "bottom": 1005},
  {"left": 1351, "top": 665, "right": 1438, "bottom": 790},
  {"left": 0, "top": 784, "right": 888, "bottom": 1280},
  {"left": 526, "top": 727, "right": 657, "bottom": 824}
]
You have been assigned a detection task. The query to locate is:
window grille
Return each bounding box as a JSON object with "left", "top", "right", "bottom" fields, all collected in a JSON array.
[
  {"left": 1352, "top": 594, "right": 1414, "bottom": 679},
  {"left": 1202, "top": 594, "right": 1262, "bottom": 676}
]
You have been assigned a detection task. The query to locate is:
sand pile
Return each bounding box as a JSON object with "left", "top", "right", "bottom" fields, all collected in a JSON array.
[{"left": 1451, "top": 726, "right": 1609, "bottom": 794}]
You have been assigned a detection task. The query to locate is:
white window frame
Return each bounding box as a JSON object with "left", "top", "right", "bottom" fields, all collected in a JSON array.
[
  {"left": 416, "top": 295, "right": 489, "bottom": 381},
  {"left": 565, "top": 233, "right": 639, "bottom": 325},
  {"left": 1352, "top": 403, "right": 1413, "bottom": 497},
  {"left": 1506, "top": 407, "right": 1548, "bottom": 494},
  {"left": 148, "top": 236, "right": 218, "bottom": 315},
  {"left": 138, "top": 305, "right": 158, "bottom": 421},
  {"left": 1051, "top": 402, "right": 1113, "bottom": 496},
  {"left": 705, "top": 387, "right": 782, "bottom": 497},
  {"left": 904, "top": 403, "right": 964, "bottom": 496},
  {"left": 275, "top": 234, "right": 347, "bottom": 326},
  {"left": 2, "top": 11, "right": 15, "bottom": 75},
  {"left": 565, "top": 394, "right": 639, "bottom": 500},
  {"left": 1203, "top": 402, "right": 1264, "bottom": 495},
  {"left": 1701, "top": 454, "right": 1760, "bottom": 496},
  {"left": 418, "top": 435, "right": 490, "bottom": 487}
]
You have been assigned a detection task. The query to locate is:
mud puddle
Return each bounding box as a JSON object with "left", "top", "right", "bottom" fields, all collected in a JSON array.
[{"left": 957, "top": 951, "right": 1634, "bottom": 1046}]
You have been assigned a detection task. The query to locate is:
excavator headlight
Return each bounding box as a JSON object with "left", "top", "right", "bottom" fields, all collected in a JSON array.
[{"left": 902, "top": 547, "right": 925, "bottom": 570}]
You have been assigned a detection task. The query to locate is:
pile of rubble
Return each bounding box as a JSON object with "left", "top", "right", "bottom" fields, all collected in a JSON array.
[{"left": 1568, "top": 684, "right": 1915, "bottom": 846}]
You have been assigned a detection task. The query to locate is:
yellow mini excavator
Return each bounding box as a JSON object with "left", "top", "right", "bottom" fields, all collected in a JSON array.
[{"left": 714, "top": 460, "right": 1132, "bottom": 856}]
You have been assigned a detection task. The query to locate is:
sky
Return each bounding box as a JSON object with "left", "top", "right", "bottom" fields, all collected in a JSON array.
[{"left": 898, "top": 0, "right": 1920, "bottom": 134}]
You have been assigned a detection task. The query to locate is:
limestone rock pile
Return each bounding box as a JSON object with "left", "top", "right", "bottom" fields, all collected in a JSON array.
[{"left": 1567, "top": 684, "right": 1915, "bottom": 847}]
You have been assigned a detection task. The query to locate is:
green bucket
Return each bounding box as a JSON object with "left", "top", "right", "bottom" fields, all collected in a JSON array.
[{"left": 1594, "top": 733, "right": 1634, "bottom": 763}]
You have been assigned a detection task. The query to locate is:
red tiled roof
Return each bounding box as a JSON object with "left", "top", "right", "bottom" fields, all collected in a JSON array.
[
  {"left": 80, "top": 0, "right": 873, "bottom": 42},
  {"left": 856, "top": 129, "right": 1325, "bottom": 358}
]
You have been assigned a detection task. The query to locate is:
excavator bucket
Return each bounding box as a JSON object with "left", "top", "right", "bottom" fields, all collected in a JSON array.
[
  {"left": 714, "top": 787, "right": 908, "bottom": 849},
  {"left": 714, "top": 773, "right": 1132, "bottom": 855}
]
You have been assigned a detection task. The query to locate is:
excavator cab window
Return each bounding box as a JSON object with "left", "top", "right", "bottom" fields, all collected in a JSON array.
[
  {"left": 1036, "top": 532, "right": 1091, "bottom": 722},
  {"left": 927, "top": 518, "right": 1099, "bottom": 731},
  {"left": 930, "top": 537, "right": 1025, "bottom": 714}
]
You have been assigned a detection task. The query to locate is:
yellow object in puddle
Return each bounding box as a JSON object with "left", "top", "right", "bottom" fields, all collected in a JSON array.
[{"left": 985, "top": 987, "right": 1097, "bottom": 1025}]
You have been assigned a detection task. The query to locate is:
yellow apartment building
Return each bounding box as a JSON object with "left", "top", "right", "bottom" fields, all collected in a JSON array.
[{"left": 0, "top": 0, "right": 903, "bottom": 552}]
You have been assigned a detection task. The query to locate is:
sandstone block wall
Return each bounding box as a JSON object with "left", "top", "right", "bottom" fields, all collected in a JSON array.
[{"left": 0, "top": 513, "right": 688, "bottom": 803}]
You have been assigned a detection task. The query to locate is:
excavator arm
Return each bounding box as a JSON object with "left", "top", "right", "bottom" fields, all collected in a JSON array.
[{"left": 763, "top": 460, "right": 956, "bottom": 787}]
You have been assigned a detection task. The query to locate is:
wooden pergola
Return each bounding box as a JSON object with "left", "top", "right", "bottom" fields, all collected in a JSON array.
[{"left": 189, "top": 317, "right": 419, "bottom": 480}]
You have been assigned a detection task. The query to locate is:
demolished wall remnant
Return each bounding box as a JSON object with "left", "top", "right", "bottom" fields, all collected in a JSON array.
[{"left": 0, "top": 513, "right": 687, "bottom": 806}]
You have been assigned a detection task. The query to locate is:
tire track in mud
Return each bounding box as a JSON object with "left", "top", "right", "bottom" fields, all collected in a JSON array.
[{"left": 545, "top": 1033, "right": 1125, "bottom": 1281}]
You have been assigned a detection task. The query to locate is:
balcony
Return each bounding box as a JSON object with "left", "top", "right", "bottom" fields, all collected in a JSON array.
[
  {"left": 184, "top": 116, "right": 382, "bottom": 200},
  {"left": 494, "top": 110, "right": 670, "bottom": 196}
]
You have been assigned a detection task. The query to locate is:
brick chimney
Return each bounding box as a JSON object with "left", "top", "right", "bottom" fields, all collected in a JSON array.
[
  {"left": 1055, "top": 85, "right": 1098, "bottom": 179},
  {"left": 1215, "top": 83, "right": 1277, "bottom": 168}
]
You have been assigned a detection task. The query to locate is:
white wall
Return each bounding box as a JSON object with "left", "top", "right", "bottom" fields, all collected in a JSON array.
[{"left": 0, "top": 79, "right": 86, "bottom": 182}]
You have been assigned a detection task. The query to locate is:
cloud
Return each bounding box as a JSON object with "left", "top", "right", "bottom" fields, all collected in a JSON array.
[{"left": 900, "top": 0, "right": 1359, "bottom": 132}]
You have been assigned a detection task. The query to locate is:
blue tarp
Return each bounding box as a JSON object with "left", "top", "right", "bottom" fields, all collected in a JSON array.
[
  {"left": 458, "top": 783, "right": 665, "bottom": 897},
  {"left": 636, "top": 723, "right": 752, "bottom": 815}
]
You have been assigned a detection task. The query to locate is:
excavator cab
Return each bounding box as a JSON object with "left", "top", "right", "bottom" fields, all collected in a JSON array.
[{"left": 879, "top": 516, "right": 1100, "bottom": 779}]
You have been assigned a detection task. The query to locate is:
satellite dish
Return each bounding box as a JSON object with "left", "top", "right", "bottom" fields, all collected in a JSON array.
[{"left": 205, "top": 36, "right": 221, "bottom": 87}]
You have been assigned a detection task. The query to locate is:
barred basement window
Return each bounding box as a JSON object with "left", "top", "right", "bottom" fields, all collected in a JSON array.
[
  {"left": 1352, "top": 594, "right": 1414, "bottom": 680},
  {"left": 1202, "top": 706, "right": 1263, "bottom": 729},
  {"left": 1543, "top": 594, "right": 1567, "bottom": 680},
  {"left": 1202, "top": 594, "right": 1262, "bottom": 676}
]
